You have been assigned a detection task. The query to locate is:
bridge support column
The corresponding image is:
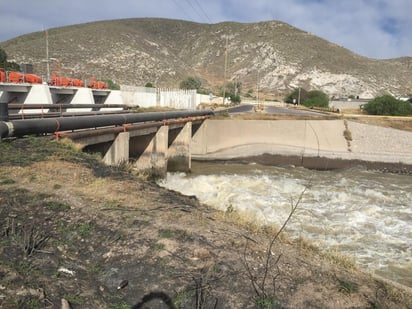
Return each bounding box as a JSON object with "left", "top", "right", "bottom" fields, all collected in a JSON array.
[
  {"left": 134, "top": 126, "right": 168, "bottom": 178},
  {"left": 168, "top": 122, "right": 191, "bottom": 172},
  {"left": 103, "top": 132, "right": 130, "bottom": 166},
  {"left": 0, "top": 102, "right": 8, "bottom": 121}
]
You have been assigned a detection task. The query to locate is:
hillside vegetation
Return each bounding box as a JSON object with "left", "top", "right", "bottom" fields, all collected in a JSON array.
[{"left": 1, "top": 18, "right": 411, "bottom": 99}]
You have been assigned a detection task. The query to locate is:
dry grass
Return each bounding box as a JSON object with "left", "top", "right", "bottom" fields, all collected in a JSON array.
[
  {"left": 351, "top": 116, "right": 412, "bottom": 132},
  {"left": 2, "top": 135, "right": 412, "bottom": 308}
]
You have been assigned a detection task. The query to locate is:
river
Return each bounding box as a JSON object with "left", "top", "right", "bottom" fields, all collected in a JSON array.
[{"left": 158, "top": 161, "right": 412, "bottom": 287}]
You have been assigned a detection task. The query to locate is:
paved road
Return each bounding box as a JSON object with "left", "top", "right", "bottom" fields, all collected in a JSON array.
[
  {"left": 217, "top": 104, "right": 327, "bottom": 117},
  {"left": 264, "top": 105, "right": 325, "bottom": 117},
  {"left": 215, "top": 104, "right": 255, "bottom": 114}
]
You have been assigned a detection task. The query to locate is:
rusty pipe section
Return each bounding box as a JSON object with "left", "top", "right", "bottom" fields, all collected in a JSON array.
[
  {"left": 58, "top": 115, "right": 209, "bottom": 140},
  {"left": 0, "top": 109, "right": 213, "bottom": 139}
]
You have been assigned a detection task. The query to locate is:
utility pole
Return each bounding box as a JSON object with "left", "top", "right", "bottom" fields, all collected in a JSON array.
[
  {"left": 45, "top": 29, "right": 50, "bottom": 81},
  {"left": 257, "top": 58, "right": 260, "bottom": 109},
  {"left": 222, "top": 35, "right": 228, "bottom": 105}
]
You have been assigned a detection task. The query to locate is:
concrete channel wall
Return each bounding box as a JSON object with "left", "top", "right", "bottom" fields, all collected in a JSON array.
[
  {"left": 191, "top": 119, "right": 412, "bottom": 172},
  {"left": 192, "top": 119, "right": 349, "bottom": 160}
]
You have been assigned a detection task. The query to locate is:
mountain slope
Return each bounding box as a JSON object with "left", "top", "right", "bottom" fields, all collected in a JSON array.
[{"left": 1, "top": 18, "right": 411, "bottom": 98}]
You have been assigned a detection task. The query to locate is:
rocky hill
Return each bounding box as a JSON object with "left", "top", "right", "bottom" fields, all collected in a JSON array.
[{"left": 1, "top": 18, "right": 411, "bottom": 99}]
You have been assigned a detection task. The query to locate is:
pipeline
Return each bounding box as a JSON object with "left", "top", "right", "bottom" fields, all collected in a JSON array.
[
  {"left": 8, "top": 110, "right": 136, "bottom": 120},
  {"left": 0, "top": 109, "right": 213, "bottom": 139}
]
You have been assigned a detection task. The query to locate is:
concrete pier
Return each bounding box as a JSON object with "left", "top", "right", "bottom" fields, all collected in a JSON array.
[
  {"left": 133, "top": 126, "right": 169, "bottom": 178},
  {"left": 103, "top": 132, "right": 130, "bottom": 166},
  {"left": 167, "top": 122, "right": 192, "bottom": 172}
]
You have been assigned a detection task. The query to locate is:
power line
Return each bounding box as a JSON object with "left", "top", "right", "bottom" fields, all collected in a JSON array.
[
  {"left": 171, "top": 0, "right": 194, "bottom": 21},
  {"left": 192, "top": 0, "right": 212, "bottom": 23},
  {"left": 183, "top": 0, "right": 206, "bottom": 23}
]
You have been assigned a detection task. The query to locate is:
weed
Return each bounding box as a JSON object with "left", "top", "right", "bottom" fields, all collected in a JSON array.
[
  {"left": 0, "top": 178, "right": 15, "bottom": 184},
  {"left": 102, "top": 199, "right": 122, "bottom": 208},
  {"left": 211, "top": 263, "right": 222, "bottom": 274},
  {"left": 323, "top": 249, "right": 356, "bottom": 270},
  {"left": 174, "top": 289, "right": 192, "bottom": 307},
  {"left": 153, "top": 243, "right": 166, "bottom": 251},
  {"left": 45, "top": 201, "right": 71, "bottom": 211},
  {"left": 58, "top": 222, "right": 95, "bottom": 240},
  {"left": 112, "top": 302, "right": 130, "bottom": 309},
  {"left": 337, "top": 278, "right": 359, "bottom": 294},
  {"left": 88, "top": 263, "right": 102, "bottom": 274},
  {"left": 77, "top": 222, "right": 94, "bottom": 238},
  {"left": 159, "top": 229, "right": 174, "bottom": 238},
  {"left": 254, "top": 296, "right": 282, "bottom": 309},
  {"left": 15, "top": 259, "right": 34, "bottom": 277},
  {"left": 17, "top": 296, "right": 43, "bottom": 308},
  {"left": 244, "top": 184, "right": 309, "bottom": 307},
  {"left": 64, "top": 294, "right": 84, "bottom": 305}
]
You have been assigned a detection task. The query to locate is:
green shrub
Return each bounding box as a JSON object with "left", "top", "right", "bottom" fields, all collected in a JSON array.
[
  {"left": 362, "top": 95, "right": 412, "bottom": 116},
  {"left": 180, "top": 76, "right": 201, "bottom": 90},
  {"left": 303, "top": 90, "right": 329, "bottom": 108},
  {"left": 284, "top": 88, "right": 329, "bottom": 107},
  {"left": 284, "top": 88, "right": 308, "bottom": 104},
  {"left": 101, "top": 79, "right": 120, "bottom": 90}
]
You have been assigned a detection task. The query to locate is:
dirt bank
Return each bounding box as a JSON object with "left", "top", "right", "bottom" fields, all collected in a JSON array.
[{"left": 1, "top": 137, "right": 412, "bottom": 308}]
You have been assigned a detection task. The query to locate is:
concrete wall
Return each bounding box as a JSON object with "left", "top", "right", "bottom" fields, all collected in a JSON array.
[
  {"left": 121, "top": 85, "right": 209, "bottom": 109},
  {"left": 191, "top": 119, "right": 349, "bottom": 159},
  {"left": 0, "top": 83, "right": 208, "bottom": 110},
  {"left": 121, "top": 86, "right": 157, "bottom": 107},
  {"left": 330, "top": 100, "right": 367, "bottom": 110}
]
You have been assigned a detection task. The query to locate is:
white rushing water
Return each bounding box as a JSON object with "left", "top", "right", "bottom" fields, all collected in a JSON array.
[{"left": 159, "top": 162, "right": 412, "bottom": 287}]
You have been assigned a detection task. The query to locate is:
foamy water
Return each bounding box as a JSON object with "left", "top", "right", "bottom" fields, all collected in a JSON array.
[{"left": 158, "top": 162, "right": 412, "bottom": 287}]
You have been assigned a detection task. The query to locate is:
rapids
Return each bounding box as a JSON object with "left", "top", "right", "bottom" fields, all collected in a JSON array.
[{"left": 159, "top": 161, "right": 412, "bottom": 287}]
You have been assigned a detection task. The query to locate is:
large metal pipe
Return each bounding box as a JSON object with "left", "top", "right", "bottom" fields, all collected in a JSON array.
[
  {"left": 8, "top": 110, "right": 135, "bottom": 120},
  {"left": 0, "top": 109, "right": 213, "bottom": 139}
]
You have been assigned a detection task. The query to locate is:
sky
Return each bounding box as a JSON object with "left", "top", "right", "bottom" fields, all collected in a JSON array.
[{"left": 0, "top": 0, "right": 410, "bottom": 59}]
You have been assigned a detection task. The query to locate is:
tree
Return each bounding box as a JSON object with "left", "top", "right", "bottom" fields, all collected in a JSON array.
[
  {"left": 0, "top": 47, "right": 20, "bottom": 71},
  {"left": 101, "top": 79, "right": 120, "bottom": 90},
  {"left": 222, "top": 81, "right": 242, "bottom": 104},
  {"left": 303, "top": 90, "right": 329, "bottom": 108},
  {"left": 180, "top": 76, "right": 201, "bottom": 90},
  {"left": 145, "top": 82, "right": 154, "bottom": 88},
  {"left": 0, "top": 48, "right": 7, "bottom": 68},
  {"left": 284, "top": 88, "right": 308, "bottom": 105},
  {"left": 362, "top": 95, "right": 412, "bottom": 116}
]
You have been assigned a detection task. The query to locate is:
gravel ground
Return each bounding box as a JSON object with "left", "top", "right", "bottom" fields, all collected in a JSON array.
[{"left": 347, "top": 121, "right": 412, "bottom": 164}]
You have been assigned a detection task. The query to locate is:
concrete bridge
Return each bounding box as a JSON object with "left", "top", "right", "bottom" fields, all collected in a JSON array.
[
  {"left": 0, "top": 109, "right": 212, "bottom": 178},
  {"left": 65, "top": 117, "right": 206, "bottom": 178},
  {"left": 2, "top": 111, "right": 412, "bottom": 175}
]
